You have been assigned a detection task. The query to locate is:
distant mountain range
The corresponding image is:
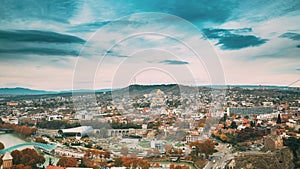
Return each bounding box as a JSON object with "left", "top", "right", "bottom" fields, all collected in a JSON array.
[
  {"left": 0, "top": 84, "right": 295, "bottom": 96},
  {"left": 0, "top": 87, "right": 57, "bottom": 95},
  {"left": 0, "top": 87, "right": 114, "bottom": 95}
]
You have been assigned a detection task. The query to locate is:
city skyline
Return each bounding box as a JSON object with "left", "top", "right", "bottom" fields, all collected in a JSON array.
[{"left": 0, "top": 0, "right": 299, "bottom": 90}]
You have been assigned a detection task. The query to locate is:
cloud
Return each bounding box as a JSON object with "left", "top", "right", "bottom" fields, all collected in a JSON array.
[
  {"left": 217, "top": 34, "right": 268, "bottom": 50},
  {"left": 279, "top": 32, "right": 300, "bottom": 41},
  {"left": 0, "top": 30, "right": 85, "bottom": 59},
  {"left": 0, "top": 30, "right": 85, "bottom": 43},
  {"left": 0, "top": 0, "right": 80, "bottom": 23},
  {"left": 104, "top": 50, "right": 128, "bottom": 58},
  {"left": 230, "top": 0, "right": 300, "bottom": 22},
  {"left": 160, "top": 60, "right": 189, "bottom": 65},
  {"left": 69, "top": 21, "right": 110, "bottom": 33},
  {"left": 202, "top": 28, "right": 268, "bottom": 50},
  {"left": 134, "top": 0, "right": 238, "bottom": 23},
  {"left": 0, "top": 48, "right": 80, "bottom": 56}
]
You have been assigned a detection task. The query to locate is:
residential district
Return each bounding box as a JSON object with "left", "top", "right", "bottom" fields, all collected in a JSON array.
[{"left": 0, "top": 85, "right": 299, "bottom": 169}]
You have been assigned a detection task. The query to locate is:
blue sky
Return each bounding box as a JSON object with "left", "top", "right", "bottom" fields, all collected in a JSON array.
[{"left": 0, "top": 0, "right": 299, "bottom": 90}]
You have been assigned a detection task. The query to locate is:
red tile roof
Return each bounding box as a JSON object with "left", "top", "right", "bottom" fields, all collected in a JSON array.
[{"left": 46, "top": 166, "right": 64, "bottom": 169}]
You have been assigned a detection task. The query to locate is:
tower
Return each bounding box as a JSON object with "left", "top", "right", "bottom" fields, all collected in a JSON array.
[{"left": 2, "top": 151, "right": 13, "bottom": 169}]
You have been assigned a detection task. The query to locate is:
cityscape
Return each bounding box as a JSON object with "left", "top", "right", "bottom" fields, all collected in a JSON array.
[
  {"left": 0, "top": 1, "right": 300, "bottom": 169},
  {"left": 0, "top": 85, "right": 299, "bottom": 169}
]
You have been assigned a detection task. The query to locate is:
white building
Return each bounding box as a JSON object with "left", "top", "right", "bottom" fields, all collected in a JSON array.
[{"left": 54, "top": 148, "right": 85, "bottom": 158}]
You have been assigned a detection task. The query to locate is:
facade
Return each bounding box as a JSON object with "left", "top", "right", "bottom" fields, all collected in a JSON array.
[
  {"left": 226, "top": 159, "right": 236, "bottom": 169},
  {"left": 54, "top": 148, "right": 85, "bottom": 158},
  {"left": 185, "top": 134, "right": 201, "bottom": 143},
  {"left": 227, "top": 107, "right": 273, "bottom": 115},
  {"left": 1, "top": 151, "right": 13, "bottom": 169},
  {"left": 47, "top": 115, "right": 63, "bottom": 121},
  {"left": 263, "top": 129, "right": 283, "bottom": 150},
  {"left": 6, "top": 102, "right": 18, "bottom": 106},
  {"left": 58, "top": 126, "right": 93, "bottom": 138}
]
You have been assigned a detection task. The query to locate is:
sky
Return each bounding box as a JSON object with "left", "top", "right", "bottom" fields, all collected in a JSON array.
[{"left": 0, "top": 0, "right": 299, "bottom": 91}]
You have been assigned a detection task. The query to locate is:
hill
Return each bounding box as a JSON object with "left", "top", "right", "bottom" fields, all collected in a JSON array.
[{"left": 0, "top": 87, "right": 57, "bottom": 95}]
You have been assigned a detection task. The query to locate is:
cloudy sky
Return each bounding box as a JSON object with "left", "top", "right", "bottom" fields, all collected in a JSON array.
[{"left": 0, "top": 0, "right": 299, "bottom": 91}]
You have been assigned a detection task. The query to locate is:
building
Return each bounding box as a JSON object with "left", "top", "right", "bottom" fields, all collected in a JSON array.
[
  {"left": 185, "top": 134, "right": 201, "bottom": 143},
  {"left": 227, "top": 107, "right": 273, "bottom": 115},
  {"left": 46, "top": 166, "right": 64, "bottom": 169},
  {"left": 54, "top": 148, "right": 85, "bottom": 158},
  {"left": 1, "top": 151, "right": 13, "bottom": 169},
  {"left": 150, "top": 140, "right": 165, "bottom": 152},
  {"left": 263, "top": 128, "right": 283, "bottom": 150},
  {"left": 74, "top": 110, "right": 93, "bottom": 120},
  {"left": 47, "top": 115, "right": 63, "bottom": 121},
  {"left": 226, "top": 159, "right": 236, "bottom": 169},
  {"left": 6, "top": 102, "right": 18, "bottom": 106},
  {"left": 58, "top": 126, "right": 93, "bottom": 138}
]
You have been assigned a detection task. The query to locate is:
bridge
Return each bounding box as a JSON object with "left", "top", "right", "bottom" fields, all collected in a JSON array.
[
  {"left": 107, "top": 128, "right": 147, "bottom": 137},
  {"left": 0, "top": 142, "right": 57, "bottom": 154}
]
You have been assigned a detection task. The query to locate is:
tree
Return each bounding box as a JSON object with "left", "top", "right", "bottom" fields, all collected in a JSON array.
[
  {"left": 220, "top": 134, "right": 228, "bottom": 142},
  {"left": 114, "top": 157, "right": 122, "bottom": 167},
  {"left": 57, "top": 156, "right": 78, "bottom": 167},
  {"left": 229, "top": 121, "right": 237, "bottom": 129},
  {"left": 283, "top": 137, "right": 300, "bottom": 164},
  {"left": 11, "top": 164, "right": 32, "bottom": 169},
  {"left": 250, "top": 121, "right": 256, "bottom": 127},
  {"left": 220, "top": 113, "right": 227, "bottom": 122},
  {"left": 190, "top": 139, "right": 215, "bottom": 159},
  {"left": 276, "top": 113, "right": 282, "bottom": 124},
  {"left": 11, "top": 148, "right": 45, "bottom": 169},
  {"left": 35, "top": 137, "right": 47, "bottom": 144},
  {"left": 130, "top": 152, "right": 137, "bottom": 158},
  {"left": 164, "top": 144, "right": 173, "bottom": 154},
  {"left": 170, "top": 164, "right": 175, "bottom": 169},
  {"left": 48, "top": 158, "right": 53, "bottom": 166},
  {"left": 0, "top": 142, "right": 4, "bottom": 150},
  {"left": 121, "top": 157, "right": 150, "bottom": 169},
  {"left": 120, "top": 147, "right": 129, "bottom": 156}
]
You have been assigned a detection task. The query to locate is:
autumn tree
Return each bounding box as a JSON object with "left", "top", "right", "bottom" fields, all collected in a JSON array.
[
  {"left": 57, "top": 156, "right": 78, "bottom": 167},
  {"left": 190, "top": 139, "right": 215, "bottom": 159},
  {"left": 0, "top": 123, "right": 37, "bottom": 137},
  {"left": 121, "top": 157, "right": 150, "bottom": 169},
  {"left": 170, "top": 164, "right": 175, "bottom": 169},
  {"left": 0, "top": 142, "right": 4, "bottom": 150},
  {"left": 11, "top": 164, "right": 32, "bottom": 169},
  {"left": 35, "top": 137, "right": 47, "bottom": 144},
  {"left": 136, "top": 158, "right": 150, "bottom": 169},
  {"left": 220, "top": 134, "right": 229, "bottom": 142},
  {"left": 164, "top": 144, "right": 173, "bottom": 154},
  {"left": 11, "top": 148, "right": 45, "bottom": 169}
]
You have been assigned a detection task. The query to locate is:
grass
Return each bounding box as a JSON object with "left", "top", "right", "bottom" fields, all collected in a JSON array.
[{"left": 138, "top": 141, "right": 151, "bottom": 148}]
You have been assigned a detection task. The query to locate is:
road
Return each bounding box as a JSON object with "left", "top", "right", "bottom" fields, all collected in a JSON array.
[{"left": 203, "top": 142, "right": 234, "bottom": 169}]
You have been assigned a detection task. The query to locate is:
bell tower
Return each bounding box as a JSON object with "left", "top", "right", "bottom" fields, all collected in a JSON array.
[{"left": 2, "top": 151, "right": 13, "bottom": 169}]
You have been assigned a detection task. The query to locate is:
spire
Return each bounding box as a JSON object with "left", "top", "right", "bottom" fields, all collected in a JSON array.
[{"left": 2, "top": 151, "right": 13, "bottom": 160}]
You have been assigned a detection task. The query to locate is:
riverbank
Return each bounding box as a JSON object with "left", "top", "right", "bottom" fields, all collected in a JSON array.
[{"left": 0, "top": 133, "right": 59, "bottom": 166}]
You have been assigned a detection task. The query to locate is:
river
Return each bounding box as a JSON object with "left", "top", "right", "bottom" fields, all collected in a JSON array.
[{"left": 0, "top": 133, "right": 59, "bottom": 167}]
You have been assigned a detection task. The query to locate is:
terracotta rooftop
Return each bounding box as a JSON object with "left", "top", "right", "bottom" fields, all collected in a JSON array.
[{"left": 46, "top": 166, "right": 64, "bottom": 169}]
